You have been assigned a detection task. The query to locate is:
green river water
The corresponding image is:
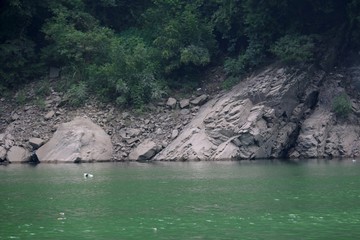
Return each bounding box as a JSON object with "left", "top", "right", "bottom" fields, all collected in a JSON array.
[{"left": 0, "top": 160, "right": 360, "bottom": 239}]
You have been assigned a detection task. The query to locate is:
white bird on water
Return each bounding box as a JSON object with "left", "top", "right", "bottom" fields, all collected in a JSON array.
[{"left": 83, "top": 173, "right": 94, "bottom": 178}]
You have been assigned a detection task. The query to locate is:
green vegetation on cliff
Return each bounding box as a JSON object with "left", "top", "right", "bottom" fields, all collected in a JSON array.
[{"left": 1, "top": 0, "right": 360, "bottom": 107}]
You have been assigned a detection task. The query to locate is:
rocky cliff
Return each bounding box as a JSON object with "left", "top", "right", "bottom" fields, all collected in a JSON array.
[{"left": 155, "top": 64, "right": 360, "bottom": 160}]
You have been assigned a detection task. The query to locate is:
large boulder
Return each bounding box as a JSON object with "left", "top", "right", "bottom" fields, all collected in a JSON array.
[
  {"left": 36, "top": 117, "right": 113, "bottom": 163},
  {"left": 0, "top": 146, "right": 7, "bottom": 161},
  {"left": 6, "top": 146, "right": 30, "bottom": 163},
  {"left": 128, "top": 139, "right": 160, "bottom": 161}
]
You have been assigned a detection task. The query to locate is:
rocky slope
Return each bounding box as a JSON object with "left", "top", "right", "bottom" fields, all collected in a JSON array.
[
  {"left": 155, "top": 64, "right": 360, "bottom": 160},
  {"left": 1, "top": 63, "right": 360, "bottom": 163},
  {"left": 0, "top": 81, "right": 212, "bottom": 162}
]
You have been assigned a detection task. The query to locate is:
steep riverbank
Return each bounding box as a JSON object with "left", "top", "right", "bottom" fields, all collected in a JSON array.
[{"left": 1, "top": 63, "right": 360, "bottom": 163}]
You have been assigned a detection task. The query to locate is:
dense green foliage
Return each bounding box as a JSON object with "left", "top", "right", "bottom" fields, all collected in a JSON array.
[
  {"left": 332, "top": 93, "right": 352, "bottom": 118},
  {"left": 1, "top": 0, "right": 360, "bottom": 106}
]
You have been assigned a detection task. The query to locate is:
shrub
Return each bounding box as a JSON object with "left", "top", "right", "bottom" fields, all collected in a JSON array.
[
  {"left": 64, "top": 81, "right": 88, "bottom": 107},
  {"left": 222, "top": 76, "right": 239, "bottom": 90},
  {"left": 87, "top": 35, "right": 165, "bottom": 108},
  {"left": 224, "top": 41, "right": 265, "bottom": 77},
  {"left": 15, "top": 89, "right": 27, "bottom": 105},
  {"left": 271, "top": 34, "right": 315, "bottom": 63},
  {"left": 332, "top": 93, "right": 352, "bottom": 118}
]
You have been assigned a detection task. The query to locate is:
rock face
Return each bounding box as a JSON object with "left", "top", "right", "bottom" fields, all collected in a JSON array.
[
  {"left": 6, "top": 146, "right": 30, "bottom": 163},
  {"left": 3, "top": 63, "right": 360, "bottom": 162},
  {"left": 36, "top": 117, "right": 113, "bottom": 162},
  {"left": 0, "top": 146, "right": 6, "bottom": 161},
  {"left": 154, "top": 65, "right": 324, "bottom": 160},
  {"left": 128, "top": 139, "right": 160, "bottom": 161}
]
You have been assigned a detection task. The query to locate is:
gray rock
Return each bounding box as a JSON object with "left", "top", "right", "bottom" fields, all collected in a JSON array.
[
  {"left": 28, "top": 138, "right": 45, "bottom": 150},
  {"left": 36, "top": 117, "right": 113, "bottom": 163},
  {"left": 0, "top": 146, "right": 6, "bottom": 161},
  {"left": 128, "top": 139, "right": 159, "bottom": 161},
  {"left": 44, "top": 110, "right": 55, "bottom": 120},
  {"left": 156, "top": 128, "right": 163, "bottom": 135},
  {"left": 180, "top": 109, "right": 190, "bottom": 115},
  {"left": 11, "top": 113, "right": 20, "bottom": 121},
  {"left": 127, "top": 128, "right": 141, "bottom": 137},
  {"left": 166, "top": 97, "right": 177, "bottom": 108},
  {"left": 171, "top": 129, "right": 179, "bottom": 139},
  {"left": 190, "top": 94, "right": 208, "bottom": 106},
  {"left": 179, "top": 99, "right": 190, "bottom": 109},
  {"left": 6, "top": 146, "right": 30, "bottom": 163},
  {"left": 154, "top": 66, "right": 326, "bottom": 161},
  {"left": 4, "top": 138, "right": 14, "bottom": 150},
  {"left": 0, "top": 133, "right": 5, "bottom": 145}
]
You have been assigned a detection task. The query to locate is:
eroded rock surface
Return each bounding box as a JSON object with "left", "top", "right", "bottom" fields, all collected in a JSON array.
[{"left": 155, "top": 66, "right": 326, "bottom": 160}]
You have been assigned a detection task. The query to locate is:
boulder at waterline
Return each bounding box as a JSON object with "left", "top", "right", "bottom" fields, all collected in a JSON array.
[
  {"left": 36, "top": 117, "right": 113, "bottom": 163},
  {"left": 6, "top": 146, "right": 30, "bottom": 163},
  {"left": 0, "top": 146, "right": 6, "bottom": 161},
  {"left": 128, "top": 139, "right": 160, "bottom": 161}
]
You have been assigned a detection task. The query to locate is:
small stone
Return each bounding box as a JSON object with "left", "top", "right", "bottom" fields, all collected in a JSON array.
[
  {"left": 180, "top": 109, "right": 190, "bottom": 115},
  {"left": 0, "top": 133, "right": 5, "bottom": 144},
  {"left": 126, "top": 138, "right": 139, "bottom": 145},
  {"left": 191, "top": 106, "right": 200, "bottom": 112},
  {"left": 11, "top": 113, "right": 20, "bottom": 121},
  {"left": 29, "top": 138, "right": 45, "bottom": 150},
  {"left": 4, "top": 138, "right": 14, "bottom": 150},
  {"left": 122, "top": 112, "right": 130, "bottom": 119},
  {"left": 162, "top": 141, "right": 168, "bottom": 148},
  {"left": 127, "top": 128, "right": 141, "bottom": 137},
  {"left": 0, "top": 146, "right": 6, "bottom": 161},
  {"left": 156, "top": 128, "right": 163, "bottom": 135},
  {"left": 171, "top": 129, "right": 179, "bottom": 139},
  {"left": 44, "top": 110, "right": 55, "bottom": 120},
  {"left": 190, "top": 94, "right": 208, "bottom": 106},
  {"left": 179, "top": 99, "right": 190, "bottom": 109},
  {"left": 166, "top": 97, "right": 177, "bottom": 108}
]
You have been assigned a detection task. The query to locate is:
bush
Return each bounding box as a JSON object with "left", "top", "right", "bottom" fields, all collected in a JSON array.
[
  {"left": 222, "top": 76, "right": 239, "bottom": 90},
  {"left": 64, "top": 81, "right": 88, "bottom": 107},
  {"left": 332, "top": 93, "right": 352, "bottom": 118},
  {"left": 271, "top": 34, "right": 315, "bottom": 63},
  {"left": 224, "top": 41, "right": 265, "bottom": 77},
  {"left": 87, "top": 35, "right": 165, "bottom": 108}
]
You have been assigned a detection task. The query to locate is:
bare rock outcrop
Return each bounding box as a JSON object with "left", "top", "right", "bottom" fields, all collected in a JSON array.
[
  {"left": 36, "top": 117, "right": 113, "bottom": 162},
  {"left": 155, "top": 66, "right": 325, "bottom": 160}
]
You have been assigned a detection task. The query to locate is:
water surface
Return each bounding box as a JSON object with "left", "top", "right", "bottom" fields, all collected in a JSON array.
[{"left": 1, "top": 160, "right": 360, "bottom": 239}]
